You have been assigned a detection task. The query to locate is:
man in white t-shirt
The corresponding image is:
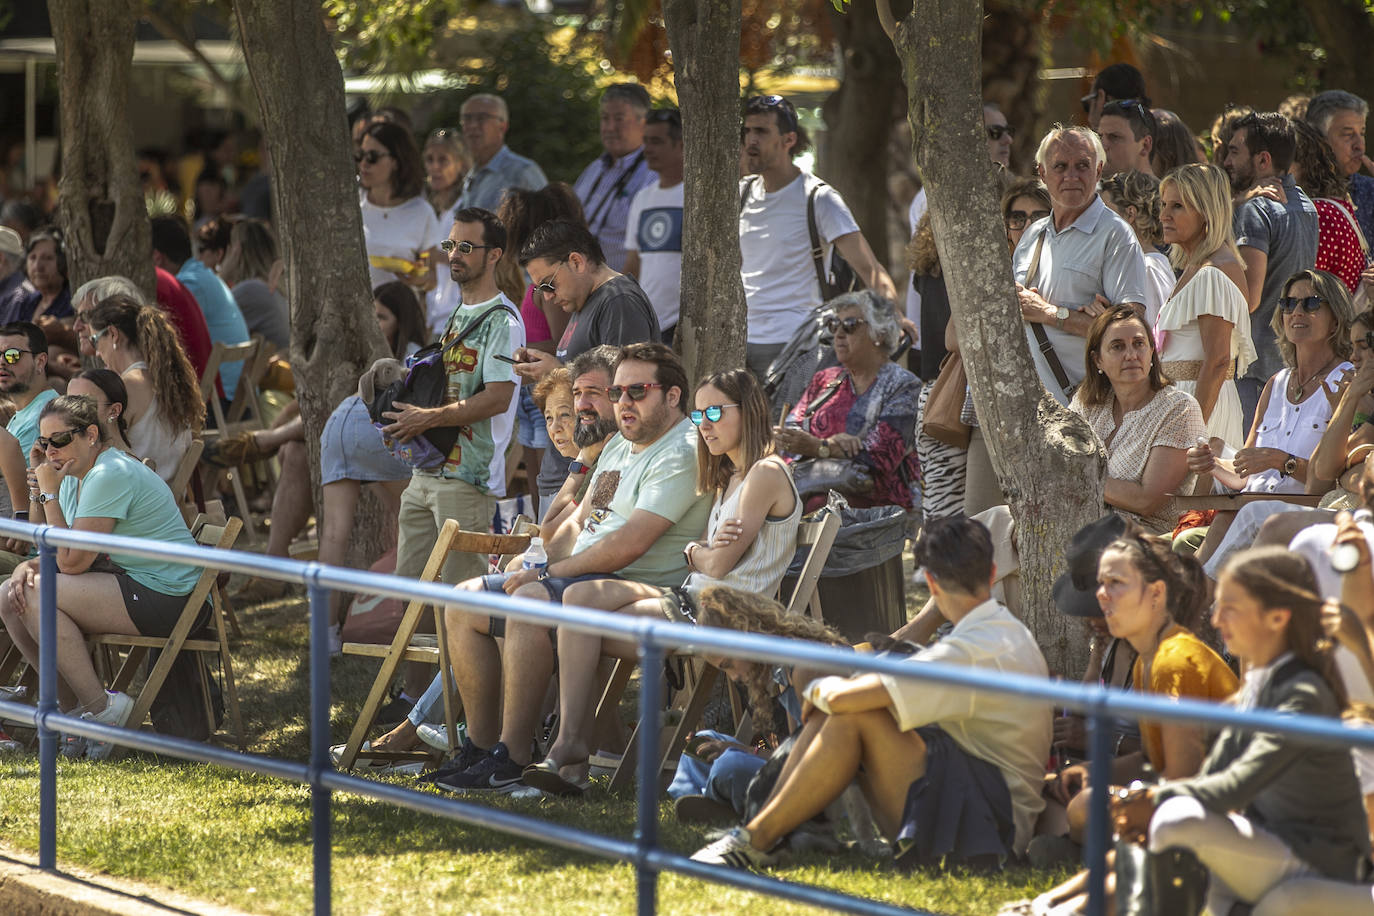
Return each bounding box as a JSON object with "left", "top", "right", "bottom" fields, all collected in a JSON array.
[
  {"left": 624, "top": 108, "right": 684, "bottom": 344},
  {"left": 738, "top": 94, "right": 901, "bottom": 378}
]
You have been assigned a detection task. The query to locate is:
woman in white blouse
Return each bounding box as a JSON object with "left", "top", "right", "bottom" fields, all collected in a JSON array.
[{"left": 357, "top": 120, "right": 441, "bottom": 296}]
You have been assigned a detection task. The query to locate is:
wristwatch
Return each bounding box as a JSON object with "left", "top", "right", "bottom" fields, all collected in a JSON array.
[
  {"left": 568, "top": 460, "right": 590, "bottom": 475},
  {"left": 1055, "top": 306, "right": 1070, "bottom": 330},
  {"left": 1281, "top": 454, "right": 1299, "bottom": 478},
  {"left": 817, "top": 440, "right": 832, "bottom": 459},
  {"left": 37, "top": 492, "right": 58, "bottom": 505}
]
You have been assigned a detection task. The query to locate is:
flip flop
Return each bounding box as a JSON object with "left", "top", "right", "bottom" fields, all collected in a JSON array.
[{"left": 522, "top": 758, "right": 590, "bottom": 797}]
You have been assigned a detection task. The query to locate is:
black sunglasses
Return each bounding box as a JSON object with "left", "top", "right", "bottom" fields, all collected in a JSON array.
[
  {"left": 1108, "top": 98, "right": 1157, "bottom": 133},
  {"left": 689, "top": 404, "right": 739, "bottom": 426},
  {"left": 1005, "top": 209, "right": 1050, "bottom": 231},
  {"left": 353, "top": 149, "right": 390, "bottom": 165},
  {"left": 986, "top": 125, "right": 1015, "bottom": 141},
  {"left": 647, "top": 108, "right": 681, "bottom": 126},
  {"left": 1, "top": 347, "right": 32, "bottom": 365},
  {"left": 747, "top": 95, "right": 799, "bottom": 134},
  {"left": 1278, "top": 296, "right": 1326, "bottom": 314},
  {"left": 36, "top": 427, "right": 85, "bottom": 451},
  {"left": 440, "top": 239, "right": 494, "bottom": 255},
  {"left": 608, "top": 383, "right": 664, "bottom": 402},
  {"left": 823, "top": 316, "right": 868, "bottom": 335}
]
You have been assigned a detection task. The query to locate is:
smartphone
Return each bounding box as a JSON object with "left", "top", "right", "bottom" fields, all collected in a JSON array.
[{"left": 493, "top": 354, "right": 519, "bottom": 364}]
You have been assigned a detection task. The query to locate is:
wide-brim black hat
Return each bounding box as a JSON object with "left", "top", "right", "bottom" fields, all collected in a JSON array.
[{"left": 1052, "top": 514, "right": 1127, "bottom": 618}]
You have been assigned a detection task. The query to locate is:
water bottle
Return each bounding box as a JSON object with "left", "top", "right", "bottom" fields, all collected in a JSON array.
[
  {"left": 522, "top": 537, "right": 548, "bottom": 573},
  {"left": 1331, "top": 510, "right": 1374, "bottom": 573}
]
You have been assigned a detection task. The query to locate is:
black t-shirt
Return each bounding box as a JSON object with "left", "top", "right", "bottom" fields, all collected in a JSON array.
[
  {"left": 916, "top": 272, "right": 951, "bottom": 381},
  {"left": 538, "top": 274, "right": 661, "bottom": 499}
]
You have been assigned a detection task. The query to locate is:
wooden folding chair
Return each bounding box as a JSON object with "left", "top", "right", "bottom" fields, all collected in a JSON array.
[
  {"left": 197, "top": 337, "right": 268, "bottom": 541},
  {"left": 605, "top": 505, "right": 842, "bottom": 793},
  {"left": 86, "top": 516, "right": 247, "bottom": 754},
  {"left": 337, "top": 520, "right": 533, "bottom": 771}
]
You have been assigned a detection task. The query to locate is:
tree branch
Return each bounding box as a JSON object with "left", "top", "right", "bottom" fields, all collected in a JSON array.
[
  {"left": 875, "top": 0, "right": 897, "bottom": 41},
  {"left": 140, "top": 6, "right": 247, "bottom": 114}
]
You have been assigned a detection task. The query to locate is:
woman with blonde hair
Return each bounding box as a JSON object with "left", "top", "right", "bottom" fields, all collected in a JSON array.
[
  {"left": 85, "top": 295, "right": 204, "bottom": 482},
  {"left": 1154, "top": 163, "right": 1255, "bottom": 451}
]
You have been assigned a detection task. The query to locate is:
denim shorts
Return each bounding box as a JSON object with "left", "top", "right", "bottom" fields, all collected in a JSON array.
[
  {"left": 516, "top": 387, "right": 552, "bottom": 449},
  {"left": 477, "top": 571, "right": 623, "bottom": 637}
]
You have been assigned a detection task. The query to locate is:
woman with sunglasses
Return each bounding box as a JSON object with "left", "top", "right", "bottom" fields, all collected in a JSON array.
[
  {"left": 357, "top": 120, "right": 442, "bottom": 294},
  {"left": 1153, "top": 163, "right": 1255, "bottom": 452},
  {"left": 524, "top": 369, "right": 800, "bottom": 796},
  {"left": 0, "top": 395, "right": 205, "bottom": 760},
  {"left": 776, "top": 290, "right": 920, "bottom": 513},
  {"left": 1111, "top": 548, "right": 1371, "bottom": 915}
]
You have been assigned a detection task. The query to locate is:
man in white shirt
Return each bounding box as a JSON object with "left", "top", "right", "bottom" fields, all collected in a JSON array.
[
  {"left": 692, "top": 514, "right": 1051, "bottom": 869},
  {"left": 738, "top": 94, "right": 900, "bottom": 378},
  {"left": 624, "top": 108, "right": 684, "bottom": 344},
  {"left": 573, "top": 84, "right": 656, "bottom": 272}
]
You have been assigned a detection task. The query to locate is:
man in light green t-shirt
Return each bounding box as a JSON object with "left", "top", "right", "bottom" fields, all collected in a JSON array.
[{"left": 435, "top": 342, "right": 711, "bottom": 792}]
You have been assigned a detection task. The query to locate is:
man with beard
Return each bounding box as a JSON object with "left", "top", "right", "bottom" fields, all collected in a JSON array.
[
  {"left": 538, "top": 345, "right": 621, "bottom": 533},
  {"left": 1223, "top": 112, "right": 1318, "bottom": 428},
  {"left": 377, "top": 207, "right": 521, "bottom": 719},
  {"left": 433, "top": 342, "right": 711, "bottom": 793},
  {"left": 0, "top": 321, "right": 57, "bottom": 459}
]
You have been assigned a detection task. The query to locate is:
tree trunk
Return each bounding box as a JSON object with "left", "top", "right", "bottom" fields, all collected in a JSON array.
[
  {"left": 885, "top": 0, "right": 1103, "bottom": 675},
  {"left": 820, "top": 0, "right": 909, "bottom": 264},
  {"left": 663, "top": 0, "right": 748, "bottom": 384},
  {"left": 233, "top": 0, "right": 390, "bottom": 565},
  {"left": 48, "top": 0, "right": 154, "bottom": 295}
]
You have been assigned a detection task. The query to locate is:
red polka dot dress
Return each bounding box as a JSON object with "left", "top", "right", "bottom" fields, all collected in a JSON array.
[{"left": 1314, "top": 197, "right": 1369, "bottom": 293}]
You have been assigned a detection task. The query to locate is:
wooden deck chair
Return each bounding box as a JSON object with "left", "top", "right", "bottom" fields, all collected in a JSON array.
[
  {"left": 337, "top": 520, "right": 533, "bottom": 771},
  {"left": 86, "top": 516, "right": 247, "bottom": 754},
  {"left": 197, "top": 338, "right": 266, "bottom": 541},
  {"left": 605, "top": 505, "right": 841, "bottom": 794}
]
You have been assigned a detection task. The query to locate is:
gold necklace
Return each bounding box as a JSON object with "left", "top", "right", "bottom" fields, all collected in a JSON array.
[{"left": 1289, "top": 357, "right": 1336, "bottom": 400}]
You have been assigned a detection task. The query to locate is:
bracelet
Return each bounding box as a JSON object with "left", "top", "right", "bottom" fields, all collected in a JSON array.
[{"left": 683, "top": 542, "right": 698, "bottom": 571}]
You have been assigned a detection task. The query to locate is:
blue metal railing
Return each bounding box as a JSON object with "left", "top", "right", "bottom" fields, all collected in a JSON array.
[{"left": 2, "top": 518, "right": 1374, "bottom": 916}]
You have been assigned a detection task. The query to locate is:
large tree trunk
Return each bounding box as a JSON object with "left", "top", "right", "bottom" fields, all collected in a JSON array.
[
  {"left": 233, "top": 0, "right": 389, "bottom": 564},
  {"left": 664, "top": 0, "right": 747, "bottom": 384},
  {"left": 820, "top": 0, "right": 909, "bottom": 264},
  {"left": 48, "top": 0, "right": 154, "bottom": 295},
  {"left": 885, "top": 0, "right": 1103, "bottom": 675}
]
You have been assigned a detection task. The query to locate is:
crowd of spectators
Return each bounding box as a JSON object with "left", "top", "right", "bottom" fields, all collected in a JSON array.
[{"left": 2, "top": 65, "right": 1374, "bottom": 912}]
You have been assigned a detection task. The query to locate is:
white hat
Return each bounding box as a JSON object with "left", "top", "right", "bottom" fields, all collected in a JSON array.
[{"left": 0, "top": 227, "right": 21, "bottom": 258}]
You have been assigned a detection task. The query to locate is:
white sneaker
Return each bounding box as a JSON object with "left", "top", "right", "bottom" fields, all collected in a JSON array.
[
  {"left": 85, "top": 690, "right": 135, "bottom": 761},
  {"left": 689, "top": 826, "right": 778, "bottom": 869},
  {"left": 328, "top": 626, "right": 343, "bottom": 657},
  {"left": 416, "top": 722, "right": 454, "bottom": 752}
]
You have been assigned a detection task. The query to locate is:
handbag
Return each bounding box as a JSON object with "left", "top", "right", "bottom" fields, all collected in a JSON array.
[
  {"left": 1114, "top": 838, "right": 1208, "bottom": 916},
  {"left": 791, "top": 456, "right": 875, "bottom": 501},
  {"left": 366, "top": 303, "right": 516, "bottom": 469},
  {"left": 922, "top": 352, "right": 971, "bottom": 448}
]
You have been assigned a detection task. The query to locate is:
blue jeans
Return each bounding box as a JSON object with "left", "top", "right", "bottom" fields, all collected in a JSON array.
[{"left": 665, "top": 729, "right": 766, "bottom": 814}]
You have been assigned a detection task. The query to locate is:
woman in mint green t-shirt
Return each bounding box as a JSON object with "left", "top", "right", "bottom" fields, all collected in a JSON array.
[{"left": 0, "top": 395, "right": 201, "bottom": 759}]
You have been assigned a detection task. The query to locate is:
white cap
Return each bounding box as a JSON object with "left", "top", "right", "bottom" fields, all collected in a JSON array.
[{"left": 0, "top": 227, "right": 21, "bottom": 258}]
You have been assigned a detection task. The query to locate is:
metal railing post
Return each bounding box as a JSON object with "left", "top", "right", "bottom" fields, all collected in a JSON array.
[
  {"left": 307, "top": 577, "right": 332, "bottom": 915},
  {"left": 37, "top": 533, "right": 57, "bottom": 871},
  {"left": 636, "top": 637, "right": 663, "bottom": 916},
  {"left": 1084, "top": 706, "right": 1113, "bottom": 916}
]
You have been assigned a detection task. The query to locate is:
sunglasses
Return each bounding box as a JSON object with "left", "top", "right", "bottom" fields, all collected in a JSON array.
[
  {"left": 1278, "top": 296, "right": 1326, "bottom": 314},
  {"left": 986, "top": 125, "right": 1015, "bottom": 141},
  {"left": 1110, "top": 98, "right": 1157, "bottom": 132},
  {"left": 534, "top": 261, "right": 568, "bottom": 296},
  {"left": 1005, "top": 209, "right": 1050, "bottom": 231},
  {"left": 823, "top": 316, "right": 868, "bottom": 335},
  {"left": 608, "top": 383, "right": 664, "bottom": 402},
  {"left": 689, "top": 404, "right": 739, "bottom": 426},
  {"left": 440, "top": 239, "right": 494, "bottom": 255},
  {"left": 88, "top": 328, "right": 110, "bottom": 348},
  {"left": 747, "top": 95, "right": 799, "bottom": 133},
  {"left": 647, "top": 108, "right": 682, "bottom": 126},
  {"left": 1, "top": 347, "right": 32, "bottom": 365},
  {"left": 353, "top": 149, "right": 390, "bottom": 165},
  {"left": 36, "top": 427, "right": 85, "bottom": 451}
]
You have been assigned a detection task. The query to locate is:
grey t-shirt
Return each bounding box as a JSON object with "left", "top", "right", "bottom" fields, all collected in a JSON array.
[
  {"left": 1232, "top": 175, "right": 1319, "bottom": 382},
  {"left": 231, "top": 278, "right": 291, "bottom": 352},
  {"left": 537, "top": 274, "right": 660, "bottom": 505}
]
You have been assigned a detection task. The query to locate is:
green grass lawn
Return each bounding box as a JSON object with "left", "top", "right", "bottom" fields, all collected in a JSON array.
[{"left": 0, "top": 585, "right": 1066, "bottom": 914}]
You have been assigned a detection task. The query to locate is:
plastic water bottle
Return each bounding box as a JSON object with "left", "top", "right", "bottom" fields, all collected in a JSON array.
[{"left": 522, "top": 537, "right": 548, "bottom": 573}]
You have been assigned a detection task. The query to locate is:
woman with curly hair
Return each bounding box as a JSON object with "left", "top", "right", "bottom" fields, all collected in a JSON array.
[
  {"left": 85, "top": 294, "right": 203, "bottom": 482},
  {"left": 1100, "top": 169, "right": 1173, "bottom": 328},
  {"left": 1292, "top": 119, "right": 1369, "bottom": 294}
]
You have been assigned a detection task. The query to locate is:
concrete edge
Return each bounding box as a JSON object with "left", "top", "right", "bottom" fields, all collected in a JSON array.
[{"left": 0, "top": 845, "right": 258, "bottom": 916}]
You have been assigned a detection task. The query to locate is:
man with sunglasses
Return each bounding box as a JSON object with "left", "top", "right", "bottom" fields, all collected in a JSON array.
[
  {"left": 1079, "top": 62, "right": 1149, "bottom": 131},
  {"left": 454, "top": 94, "right": 548, "bottom": 213},
  {"left": 739, "top": 94, "right": 900, "bottom": 378},
  {"left": 573, "top": 83, "right": 657, "bottom": 272},
  {"left": 1223, "top": 112, "right": 1319, "bottom": 428},
  {"left": 624, "top": 108, "right": 684, "bottom": 344},
  {"left": 0, "top": 322, "right": 57, "bottom": 461},
  {"left": 436, "top": 342, "right": 711, "bottom": 793},
  {"left": 1097, "top": 99, "right": 1156, "bottom": 178}
]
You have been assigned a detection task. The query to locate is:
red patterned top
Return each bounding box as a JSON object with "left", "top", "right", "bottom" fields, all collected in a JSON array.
[{"left": 1315, "top": 198, "right": 1368, "bottom": 293}]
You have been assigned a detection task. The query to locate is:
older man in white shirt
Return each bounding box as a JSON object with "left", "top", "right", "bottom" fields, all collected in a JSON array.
[{"left": 691, "top": 515, "right": 1051, "bottom": 870}]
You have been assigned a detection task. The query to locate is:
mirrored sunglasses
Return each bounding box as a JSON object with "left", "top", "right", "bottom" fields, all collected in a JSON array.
[
  {"left": 1, "top": 347, "right": 32, "bottom": 365},
  {"left": 689, "top": 404, "right": 739, "bottom": 426},
  {"left": 823, "top": 316, "right": 868, "bottom": 335},
  {"left": 36, "top": 427, "right": 84, "bottom": 451},
  {"left": 440, "top": 239, "right": 493, "bottom": 255}
]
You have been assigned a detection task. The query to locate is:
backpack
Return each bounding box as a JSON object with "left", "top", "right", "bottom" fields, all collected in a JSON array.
[{"left": 740, "top": 175, "right": 863, "bottom": 301}]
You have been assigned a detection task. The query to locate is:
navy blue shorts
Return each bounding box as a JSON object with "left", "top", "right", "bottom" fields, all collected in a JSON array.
[{"left": 477, "top": 571, "right": 623, "bottom": 637}]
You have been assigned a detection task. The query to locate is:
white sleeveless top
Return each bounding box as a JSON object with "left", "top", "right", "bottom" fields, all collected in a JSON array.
[
  {"left": 122, "top": 362, "right": 193, "bottom": 485},
  {"left": 1245, "top": 364, "right": 1350, "bottom": 495},
  {"left": 683, "top": 457, "right": 801, "bottom": 600}
]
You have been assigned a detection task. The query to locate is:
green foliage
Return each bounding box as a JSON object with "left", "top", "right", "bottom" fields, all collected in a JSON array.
[
  {"left": 421, "top": 23, "right": 605, "bottom": 185},
  {"left": 324, "top": 0, "right": 465, "bottom": 75}
]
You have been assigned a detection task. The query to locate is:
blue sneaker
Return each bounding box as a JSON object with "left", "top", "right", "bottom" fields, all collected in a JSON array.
[
  {"left": 418, "top": 736, "right": 487, "bottom": 784},
  {"left": 434, "top": 741, "right": 524, "bottom": 794}
]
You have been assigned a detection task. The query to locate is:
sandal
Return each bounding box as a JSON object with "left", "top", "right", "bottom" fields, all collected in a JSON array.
[{"left": 522, "top": 758, "right": 590, "bottom": 797}]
